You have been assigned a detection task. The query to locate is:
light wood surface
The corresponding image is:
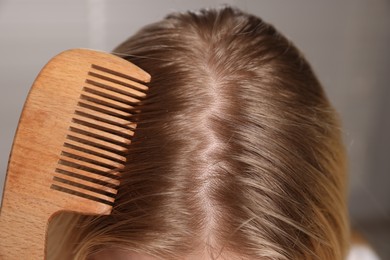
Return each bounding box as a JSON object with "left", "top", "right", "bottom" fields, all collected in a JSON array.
[{"left": 0, "top": 49, "right": 150, "bottom": 259}]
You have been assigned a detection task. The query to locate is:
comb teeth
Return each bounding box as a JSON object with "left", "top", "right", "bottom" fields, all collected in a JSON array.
[{"left": 51, "top": 64, "right": 147, "bottom": 205}]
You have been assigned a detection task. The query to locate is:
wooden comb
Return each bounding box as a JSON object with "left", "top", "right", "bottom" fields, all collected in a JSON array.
[{"left": 0, "top": 49, "right": 150, "bottom": 259}]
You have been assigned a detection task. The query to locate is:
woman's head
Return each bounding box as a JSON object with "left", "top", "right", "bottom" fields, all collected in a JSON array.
[{"left": 50, "top": 6, "right": 349, "bottom": 260}]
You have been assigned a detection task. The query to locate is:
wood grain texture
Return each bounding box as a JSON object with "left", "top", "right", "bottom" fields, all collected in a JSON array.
[{"left": 0, "top": 49, "right": 150, "bottom": 259}]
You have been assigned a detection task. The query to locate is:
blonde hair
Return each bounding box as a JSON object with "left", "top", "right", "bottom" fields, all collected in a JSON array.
[{"left": 48, "top": 6, "right": 349, "bottom": 260}]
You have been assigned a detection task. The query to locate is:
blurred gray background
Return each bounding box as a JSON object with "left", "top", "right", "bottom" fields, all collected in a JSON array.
[{"left": 1, "top": 0, "right": 389, "bottom": 258}]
